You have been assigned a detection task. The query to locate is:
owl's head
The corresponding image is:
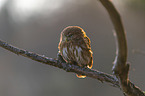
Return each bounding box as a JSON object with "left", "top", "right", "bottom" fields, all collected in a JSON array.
[{"left": 60, "top": 26, "right": 86, "bottom": 42}]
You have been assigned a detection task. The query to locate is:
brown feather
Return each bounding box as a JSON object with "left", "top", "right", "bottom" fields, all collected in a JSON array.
[{"left": 58, "top": 26, "right": 93, "bottom": 78}]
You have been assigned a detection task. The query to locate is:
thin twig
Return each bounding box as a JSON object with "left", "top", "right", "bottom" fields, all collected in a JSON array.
[
  {"left": 132, "top": 49, "right": 145, "bottom": 56},
  {"left": 100, "top": 0, "right": 145, "bottom": 96}
]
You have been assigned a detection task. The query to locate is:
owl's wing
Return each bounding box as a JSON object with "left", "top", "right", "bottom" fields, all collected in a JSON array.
[{"left": 84, "top": 36, "right": 91, "bottom": 49}]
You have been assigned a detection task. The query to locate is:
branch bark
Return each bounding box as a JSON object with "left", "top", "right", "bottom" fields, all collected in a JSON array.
[
  {"left": 0, "top": 39, "right": 119, "bottom": 88},
  {"left": 100, "top": 0, "right": 145, "bottom": 96}
]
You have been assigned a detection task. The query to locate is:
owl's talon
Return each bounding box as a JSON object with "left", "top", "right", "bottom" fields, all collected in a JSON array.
[{"left": 57, "top": 52, "right": 66, "bottom": 63}]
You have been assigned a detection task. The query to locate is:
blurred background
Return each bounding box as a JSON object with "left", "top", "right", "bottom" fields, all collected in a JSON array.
[{"left": 0, "top": 0, "right": 145, "bottom": 96}]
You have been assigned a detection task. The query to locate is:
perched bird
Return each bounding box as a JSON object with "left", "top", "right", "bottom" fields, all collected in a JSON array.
[{"left": 58, "top": 26, "right": 93, "bottom": 78}]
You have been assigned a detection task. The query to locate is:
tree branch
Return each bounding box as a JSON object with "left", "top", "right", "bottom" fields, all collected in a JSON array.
[
  {"left": 100, "top": 0, "right": 145, "bottom": 96},
  {"left": 0, "top": 39, "right": 119, "bottom": 88}
]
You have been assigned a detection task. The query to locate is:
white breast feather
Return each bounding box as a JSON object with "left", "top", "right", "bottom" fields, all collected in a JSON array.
[
  {"left": 63, "top": 47, "right": 67, "bottom": 59},
  {"left": 75, "top": 46, "right": 82, "bottom": 62}
]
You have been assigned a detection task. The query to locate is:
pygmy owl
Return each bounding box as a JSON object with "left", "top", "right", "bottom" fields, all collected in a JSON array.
[{"left": 58, "top": 26, "right": 93, "bottom": 78}]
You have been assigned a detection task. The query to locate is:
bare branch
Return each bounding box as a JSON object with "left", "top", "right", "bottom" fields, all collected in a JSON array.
[
  {"left": 0, "top": 39, "right": 119, "bottom": 88},
  {"left": 100, "top": 0, "right": 145, "bottom": 96}
]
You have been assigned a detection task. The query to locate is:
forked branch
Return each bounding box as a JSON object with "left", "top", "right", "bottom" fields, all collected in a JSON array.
[{"left": 100, "top": 0, "right": 145, "bottom": 96}]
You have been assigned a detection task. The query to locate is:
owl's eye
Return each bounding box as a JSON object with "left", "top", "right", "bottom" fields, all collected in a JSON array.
[{"left": 67, "top": 34, "right": 73, "bottom": 38}]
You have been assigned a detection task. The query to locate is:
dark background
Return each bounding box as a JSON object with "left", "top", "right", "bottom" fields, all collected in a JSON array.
[{"left": 0, "top": 0, "right": 145, "bottom": 96}]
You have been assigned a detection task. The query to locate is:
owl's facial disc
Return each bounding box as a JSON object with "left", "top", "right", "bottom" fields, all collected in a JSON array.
[
  {"left": 66, "top": 33, "right": 74, "bottom": 41},
  {"left": 66, "top": 33, "right": 73, "bottom": 38},
  {"left": 61, "top": 33, "right": 74, "bottom": 42},
  {"left": 61, "top": 26, "right": 85, "bottom": 42}
]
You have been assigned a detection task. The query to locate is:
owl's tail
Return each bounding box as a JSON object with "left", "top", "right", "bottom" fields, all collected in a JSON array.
[
  {"left": 76, "top": 56, "right": 93, "bottom": 78},
  {"left": 76, "top": 64, "right": 92, "bottom": 78},
  {"left": 76, "top": 74, "right": 86, "bottom": 78}
]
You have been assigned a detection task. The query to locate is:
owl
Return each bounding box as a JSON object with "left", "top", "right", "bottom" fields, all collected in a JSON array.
[{"left": 58, "top": 26, "right": 93, "bottom": 78}]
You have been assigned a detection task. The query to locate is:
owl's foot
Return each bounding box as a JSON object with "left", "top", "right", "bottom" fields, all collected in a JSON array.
[
  {"left": 57, "top": 52, "right": 66, "bottom": 63},
  {"left": 57, "top": 52, "right": 71, "bottom": 72}
]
